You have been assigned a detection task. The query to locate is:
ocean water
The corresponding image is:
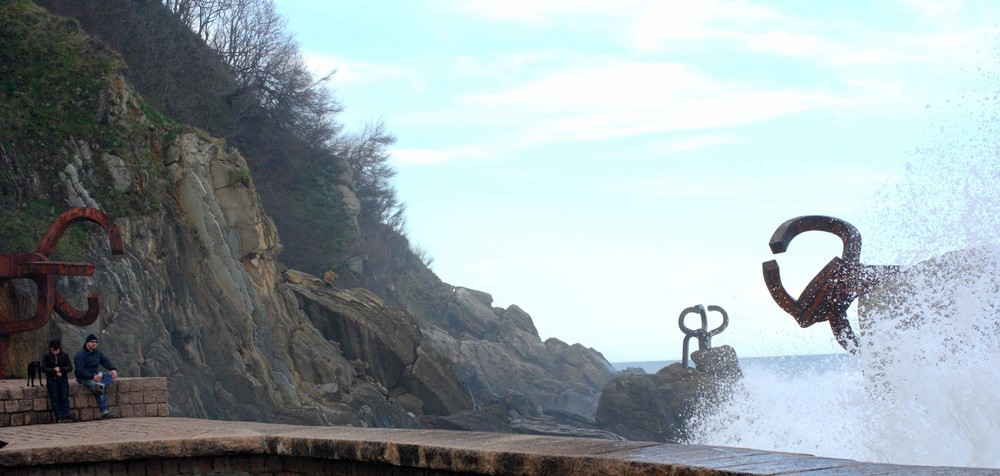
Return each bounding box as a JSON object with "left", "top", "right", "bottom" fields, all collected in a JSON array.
[
  {"left": 618, "top": 336, "right": 999, "bottom": 469},
  {"left": 604, "top": 77, "right": 1000, "bottom": 469},
  {"left": 613, "top": 353, "right": 852, "bottom": 376},
  {"left": 613, "top": 243, "right": 1000, "bottom": 467}
]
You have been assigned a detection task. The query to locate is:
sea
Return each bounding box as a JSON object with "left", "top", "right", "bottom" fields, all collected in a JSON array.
[
  {"left": 611, "top": 299, "right": 1000, "bottom": 470},
  {"left": 593, "top": 92, "right": 1000, "bottom": 469},
  {"left": 613, "top": 353, "right": 851, "bottom": 376}
]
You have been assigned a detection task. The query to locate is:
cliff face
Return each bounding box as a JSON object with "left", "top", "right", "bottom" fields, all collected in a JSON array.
[{"left": 1, "top": 1, "right": 614, "bottom": 433}]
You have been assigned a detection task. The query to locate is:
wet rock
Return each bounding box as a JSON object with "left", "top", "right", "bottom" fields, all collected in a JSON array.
[{"left": 596, "top": 345, "right": 743, "bottom": 442}]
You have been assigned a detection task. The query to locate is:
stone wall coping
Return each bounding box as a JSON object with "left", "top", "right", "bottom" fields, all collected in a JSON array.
[
  {"left": 0, "top": 377, "right": 167, "bottom": 397},
  {"left": 0, "top": 417, "right": 994, "bottom": 474},
  {"left": 0, "top": 377, "right": 168, "bottom": 425}
]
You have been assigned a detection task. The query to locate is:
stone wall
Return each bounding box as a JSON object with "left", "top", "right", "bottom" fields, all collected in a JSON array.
[
  {"left": 1, "top": 417, "right": 991, "bottom": 475},
  {"left": 3, "top": 455, "right": 461, "bottom": 475},
  {"left": 0, "top": 378, "right": 168, "bottom": 425}
]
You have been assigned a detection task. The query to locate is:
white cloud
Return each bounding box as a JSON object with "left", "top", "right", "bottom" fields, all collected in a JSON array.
[
  {"left": 392, "top": 147, "right": 493, "bottom": 166},
  {"left": 665, "top": 135, "right": 741, "bottom": 153},
  {"left": 462, "top": 60, "right": 850, "bottom": 143},
  {"left": 899, "top": 0, "right": 964, "bottom": 21},
  {"left": 627, "top": 1, "right": 785, "bottom": 51},
  {"left": 449, "top": 0, "right": 640, "bottom": 25},
  {"left": 301, "top": 52, "right": 415, "bottom": 86}
]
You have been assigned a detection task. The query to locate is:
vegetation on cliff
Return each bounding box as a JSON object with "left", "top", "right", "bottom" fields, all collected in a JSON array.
[
  {"left": 35, "top": 0, "right": 415, "bottom": 280},
  {"left": 0, "top": 1, "right": 621, "bottom": 435},
  {"left": 0, "top": 0, "right": 172, "bottom": 255}
]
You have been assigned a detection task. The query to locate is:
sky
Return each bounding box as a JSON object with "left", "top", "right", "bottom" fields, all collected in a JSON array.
[{"left": 272, "top": 0, "right": 1000, "bottom": 362}]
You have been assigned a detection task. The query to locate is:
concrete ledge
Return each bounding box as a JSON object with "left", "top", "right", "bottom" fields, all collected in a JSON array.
[
  {"left": 0, "top": 417, "right": 994, "bottom": 475},
  {"left": 0, "top": 378, "right": 168, "bottom": 425}
]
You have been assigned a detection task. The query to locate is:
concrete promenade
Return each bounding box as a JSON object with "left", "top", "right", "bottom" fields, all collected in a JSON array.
[{"left": 0, "top": 417, "right": 996, "bottom": 475}]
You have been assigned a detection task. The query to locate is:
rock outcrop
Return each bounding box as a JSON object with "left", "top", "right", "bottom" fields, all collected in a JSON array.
[
  {"left": 0, "top": 1, "right": 615, "bottom": 435},
  {"left": 596, "top": 345, "right": 742, "bottom": 442}
]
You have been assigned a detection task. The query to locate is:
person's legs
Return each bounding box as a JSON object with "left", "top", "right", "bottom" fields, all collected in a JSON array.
[
  {"left": 55, "top": 378, "right": 71, "bottom": 420},
  {"left": 97, "top": 374, "right": 114, "bottom": 415},
  {"left": 46, "top": 375, "right": 64, "bottom": 420},
  {"left": 79, "top": 379, "right": 108, "bottom": 413}
]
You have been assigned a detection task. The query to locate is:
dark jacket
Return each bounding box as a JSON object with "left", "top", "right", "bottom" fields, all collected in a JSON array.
[
  {"left": 74, "top": 345, "right": 116, "bottom": 382},
  {"left": 41, "top": 351, "right": 72, "bottom": 380}
]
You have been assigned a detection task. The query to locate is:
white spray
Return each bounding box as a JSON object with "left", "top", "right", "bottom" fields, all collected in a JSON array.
[{"left": 688, "top": 98, "right": 1000, "bottom": 468}]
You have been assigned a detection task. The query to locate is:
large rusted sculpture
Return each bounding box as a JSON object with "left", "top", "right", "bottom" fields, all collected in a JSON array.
[
  {"left": 762, "top": 215, "right": 897, "bottom": 352},
  {"left": 0, "top": 207, "right": 123, "bottom": 378},
  {"left": 678, "top": 304, "right": 728, "bottom": 367}
]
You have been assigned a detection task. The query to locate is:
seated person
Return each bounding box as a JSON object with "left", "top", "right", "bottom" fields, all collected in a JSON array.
[{"left": 74, "top": 334, "right": 119, "bottom": 419}]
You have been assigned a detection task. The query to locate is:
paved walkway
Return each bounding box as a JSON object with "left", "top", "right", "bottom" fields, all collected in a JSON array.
[{"left": 1, "top": 417, "right": 996, "bottom": 474}]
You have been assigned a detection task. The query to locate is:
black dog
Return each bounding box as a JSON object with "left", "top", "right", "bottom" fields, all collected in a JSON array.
[{"left": 26, "top": 361, "right": 43, "bottom": 387}]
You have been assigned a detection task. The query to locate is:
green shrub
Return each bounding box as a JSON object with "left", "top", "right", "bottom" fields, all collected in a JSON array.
[{"left": 0, "top": 200, "right": 90, "bottom": 260}]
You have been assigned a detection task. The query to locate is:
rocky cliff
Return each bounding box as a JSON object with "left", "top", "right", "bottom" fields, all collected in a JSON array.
[{"left": 0, "top": 0, "right": 613, "bottom": 433}]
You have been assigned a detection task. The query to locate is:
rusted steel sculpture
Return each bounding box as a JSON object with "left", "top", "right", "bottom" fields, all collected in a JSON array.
[
  {"left": 0, "top": 207, "right": 123, "bottom": 378},
  {"left": 762, "top": 215, "right": 897, "bottom": 353},
  {"left": 679, "top": 304, "right": 728, "bottom": 367}
]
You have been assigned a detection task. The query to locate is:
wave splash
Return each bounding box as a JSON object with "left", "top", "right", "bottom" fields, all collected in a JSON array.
[{"left": 688, "top": 120, "right": 1000, "bottom": 468}]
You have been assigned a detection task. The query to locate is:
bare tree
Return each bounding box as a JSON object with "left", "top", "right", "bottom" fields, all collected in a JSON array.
[
  {"left": 344, "top": 121, "right": 405, "bottom": 233},
  {"left": 163, "top": 0, "right": 231, "bottom": 41},
  {"left": 162, "top": 0, "right": 342, "bottom": 144}
]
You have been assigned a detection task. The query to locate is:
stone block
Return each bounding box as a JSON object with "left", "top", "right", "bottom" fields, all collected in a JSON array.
[
  {"left": 150, "top": 378, "right": 168, "bottom": 393},
  {"left": 134, "top": 404, "right": 146, "bottom": 417},
  {"left": 230, "top": 456, "right": 249, "bottom": 472},
  {"left": 177, "top": 459, "right": 198, "bottom": 474},
  {"left": 146, "top": 403, "right": 158, "bottom": 416},
  {"left": 146, "top": 461, "right": 164, "bottom": 476},
  {"left": 195, "top": 457, "right": 213, "bottom": 474},
  {"left": 120, "top": 405, "right": 134, "bottom": 418},
  {"left": 157, "top": 403, "right": 169, "bottom": 416},
  {"left": 264, "top": 455, "right": 283, "bottom": 472},
  {"left": 212, "top": 456, "right": 228, "bottom": 473},
  {"left": 5, "top": 400, "right": 19, "bottom": 412},
  {"left": 127, "top": 460, "right": 145, "bottom": 475},
  {"left": 17, "top": 399, "right": 33, "bottom": 411},
  {"left": 113, "top": 379, "right": 131, "bottom": 392},
  {"left": 72, "top": 395, "right": 88, "bottom": 408},
  {"left": 249, "top": 455, "right": 267, "bottom": 471},
  {"left": 33, "top": 398, "right": 49, "bottom": 411},
  {"left": 110, "top": 462, "right": 128, "bottom": 476},
  {"left": 161, "top": 459, "right": 179, "bottom": 476},
  {"left": 11, "top": 413, "right": 24, "bottom": 425}
]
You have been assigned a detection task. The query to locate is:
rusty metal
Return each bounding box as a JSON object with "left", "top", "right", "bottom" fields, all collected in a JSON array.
[
  {"left": 0, "top": 207, "right": 123, "bottom": 378},
  {"left": 679, "top": 304, "right": 728, "bottom": 367},
  {"left": 761, "top": 215, "right": 897, "bottom": 353}
]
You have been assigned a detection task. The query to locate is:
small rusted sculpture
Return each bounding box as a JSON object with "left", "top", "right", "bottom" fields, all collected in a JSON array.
[
  {"left": 0, "top": 207, "right": 123, "bottom": 378},
  {"left": 762, "top": 215, "right": 897, "bottom": 353},
  {"left": 679, "top": 304, "right": 728, "bottom": 367}
]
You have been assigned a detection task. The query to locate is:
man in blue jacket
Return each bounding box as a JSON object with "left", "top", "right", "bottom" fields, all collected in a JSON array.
[{"left": 74, "top": 334, "right": 119, "bottom": 419}]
